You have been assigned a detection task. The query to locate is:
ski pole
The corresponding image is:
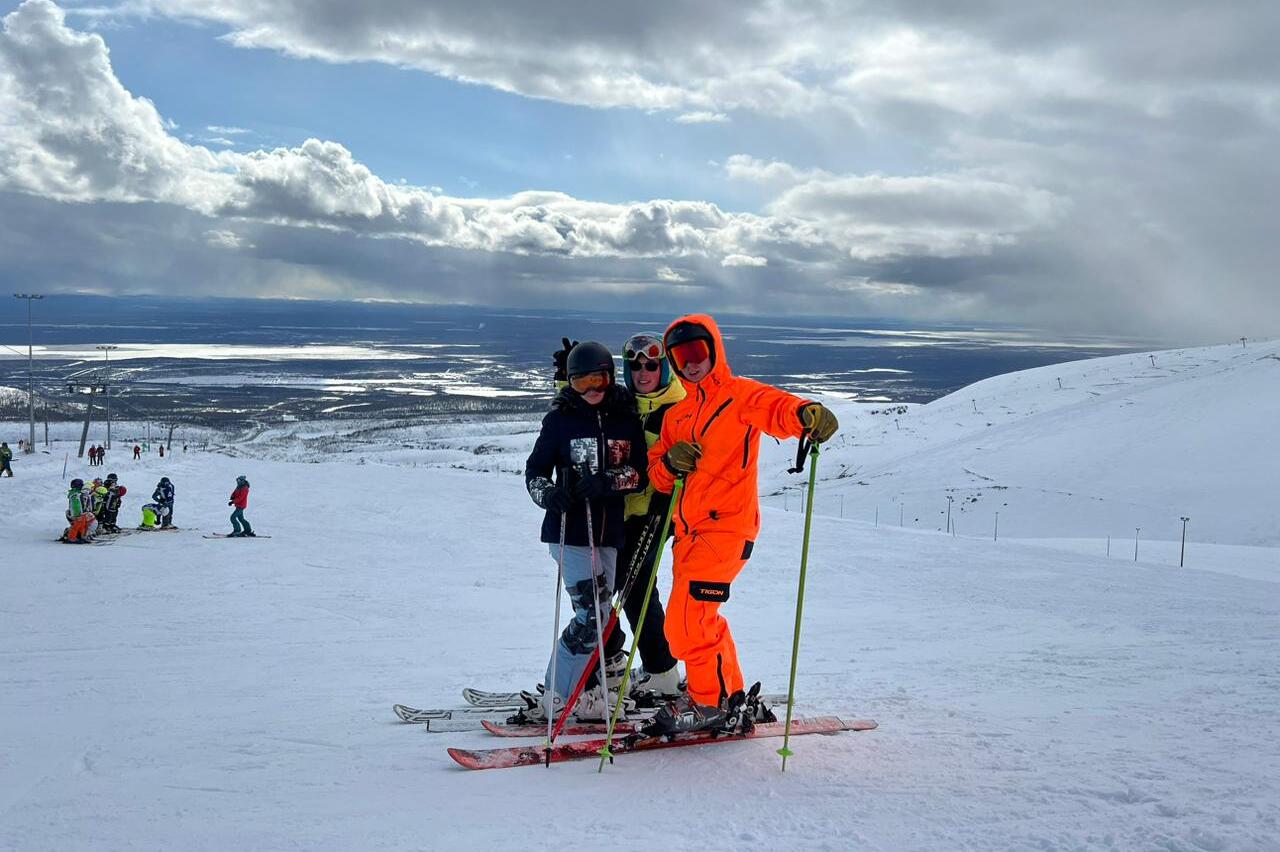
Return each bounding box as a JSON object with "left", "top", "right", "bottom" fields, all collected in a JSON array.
[
  {"left": 778, "top": 440, "right": 819, "bottom": 772},
  {"left": 543, "top": 480, "right": 569, "bottom": 767},
  {"left": 599, "top": 477, "right": 683, "bottom": 772},
  {"left": 582, "top": 493, "right": 612, "bottom": 744},
  {"left": 551, "top": 511, "right": 660, "bottom": 741}
]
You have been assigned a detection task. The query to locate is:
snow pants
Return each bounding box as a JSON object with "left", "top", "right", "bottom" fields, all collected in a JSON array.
[
  {"left": 664, "top": 531, "right": 753, "bottom": 707},
  {"left": 65, "top": 512, "right": 94, "bottom": 542},
  {"left": 230, "top": 507, "right": 252, "bottom": 535},
  {"left": 544, "top": 543, "right": 616, "bottom": 701},
  {"left": 603, "top": 514, "right": 678, "bottom": 675},
  {"left": 0, "top": 459, "right": 12, "bottom": 477}
]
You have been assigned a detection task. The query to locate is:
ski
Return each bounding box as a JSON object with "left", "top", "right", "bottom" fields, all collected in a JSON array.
[
  {"left": 448, "top": 716, "right": 877, "bottom": 770},
  {"left": 463, "top": 686, "right": 789, "bottom": 710},
  {"left": 481, "top": 718, "right": 648, "bottom": 738},
  {"left": 202, "top": 533, "right": 272, "bottom": 539},
  {"left": 393, "top": 703, "right": 514, "bottom": 723}
]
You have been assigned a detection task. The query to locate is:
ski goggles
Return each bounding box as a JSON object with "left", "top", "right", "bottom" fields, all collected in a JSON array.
[
  {"left": 623, "top": 334, "right": 664, "bottom": 363},
  {"left": 568, "top": 370, "right": 611, "bottom": 393},
  {"left": 669, "top": 338, "right": 711, "bottom": 370}
]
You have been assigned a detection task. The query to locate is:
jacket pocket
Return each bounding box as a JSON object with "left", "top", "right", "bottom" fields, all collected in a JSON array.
[{"left": 689, "top": 580, "right": 731, "bottom": 602}]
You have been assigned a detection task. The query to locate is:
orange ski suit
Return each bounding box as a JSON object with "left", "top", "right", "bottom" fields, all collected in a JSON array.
[{"left": 648, "top": 314, "right": 811, "bottom": 706}]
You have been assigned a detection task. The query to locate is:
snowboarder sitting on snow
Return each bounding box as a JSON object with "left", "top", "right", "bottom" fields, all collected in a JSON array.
[
  {"left": 140, "top": 503, "right": 161, "bottom": 530},
  {"left": 228, "top": 476, "right": 254, "bottom": 537},
  {"left": 152, "top": 477, "right": 175, "bottom": 528},
  {"left": 521, "top": 341, "right": 649, "bottom": 722},
  {"left": 62, "top": 479, "right": 97, "bottom": 543},
  {"left": 644, "top": 314, "right": 839, "bottom": 735}
]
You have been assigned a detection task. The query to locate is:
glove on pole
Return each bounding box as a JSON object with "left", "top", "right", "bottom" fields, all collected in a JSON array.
[
  {"left": 778, "top": 441, "right": 820, "bottom": 772},
  {"left": 598, "top": 477, "right": 684, "bottom": 772}
]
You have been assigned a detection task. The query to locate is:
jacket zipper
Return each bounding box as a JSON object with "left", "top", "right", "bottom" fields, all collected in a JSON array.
[
  {"left": 699, "top": 398, "right": 733, "bottom": 436},
  {"left": 741, "top": 425, "right": 754, "bottom": 468}
]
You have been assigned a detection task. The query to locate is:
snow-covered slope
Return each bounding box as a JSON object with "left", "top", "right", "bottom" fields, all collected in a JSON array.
[
  {"left": 2, "top": 339, "right": 1277, "bottom": 850},
  {"left": 772, "top": 339, "right": 1280, "bottom": 550}
]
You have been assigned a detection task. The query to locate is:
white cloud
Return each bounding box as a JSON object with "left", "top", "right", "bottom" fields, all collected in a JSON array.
[
  {"left": 206, "top": 125, "right": 249, "bottom": 135},
  {"left": 655, "top": 265, "right": 690, "bottom": 282},
  {"left": 204, "top": 229, "right": 248, "bottom": 249},
  {"left": 721, "top": 254, "right": 767, "bottom": 267},
  {"left": 674, "top": 111, "right": 728, "bottom": 124}
]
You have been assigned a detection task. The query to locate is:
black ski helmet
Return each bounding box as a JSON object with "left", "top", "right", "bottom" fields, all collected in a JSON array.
[
  {"left": 105, "top": 473, "right": 118, "bottom": 483},
  {"left": 664, "top": 321, "right": 716, "bottom": 374},
  {"left": 565, "top": 341, "right": 615, "bottom": 379},
  {"left": 70, "top": 478, "right": 84, "bottom": 489}
]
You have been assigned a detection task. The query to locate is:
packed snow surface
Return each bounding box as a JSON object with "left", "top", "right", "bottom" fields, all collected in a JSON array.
[{"left": 2, "top": 340, "right": 1277, "bottom": 850}]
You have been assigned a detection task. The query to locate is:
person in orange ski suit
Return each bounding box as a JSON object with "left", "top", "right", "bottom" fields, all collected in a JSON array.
[{"left": 647, "top": 313, "right": 839, "bottom": 731}]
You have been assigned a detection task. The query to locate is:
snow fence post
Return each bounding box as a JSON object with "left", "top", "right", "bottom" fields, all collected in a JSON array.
[
  {"left": 1180, "top": 517, "right": 1190, "bottom": 567},
  {"left": 779, "top": 441, "right": 821, "bottom": 772}
]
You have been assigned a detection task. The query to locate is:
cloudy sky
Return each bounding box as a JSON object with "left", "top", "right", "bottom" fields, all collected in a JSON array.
[{"left": 1, "top": 0, "right": 1277, "bottom": 340}]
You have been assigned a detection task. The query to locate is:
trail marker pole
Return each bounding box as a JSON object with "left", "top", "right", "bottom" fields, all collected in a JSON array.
[
  {"left": 1180, "top": 517, "right": 1190, "bottom": 567},
  {"left": 1134, "top": 528, "right": 1141, "bottom": 562}
]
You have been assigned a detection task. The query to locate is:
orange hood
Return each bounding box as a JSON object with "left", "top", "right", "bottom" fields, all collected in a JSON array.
[{"left": 663, "top": 313, "right": 733, "bottom": 390}]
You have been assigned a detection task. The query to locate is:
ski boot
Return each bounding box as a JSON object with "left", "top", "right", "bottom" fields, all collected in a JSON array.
[
  {"left": 629, "top": 664, "right": 684, "bottom": 705},
  {"left": 642, "top": 687, "right": 752, "bottom": 739}
]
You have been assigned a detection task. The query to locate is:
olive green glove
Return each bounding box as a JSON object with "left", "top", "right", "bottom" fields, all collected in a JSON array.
[
  {"left": 663, "top": 440, "right": 702, "bottom": 474},
  {"left": 799, "top": 403, "right": 839, "bottom": 443}
]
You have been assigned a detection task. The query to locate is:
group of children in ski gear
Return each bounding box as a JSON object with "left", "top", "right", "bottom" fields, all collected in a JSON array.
[
  {"left": 522, "top": 314, "right": 839, "bottom": 736},
  {"left": 60, "top": 473, "right": 253, "bottom": 542},
  {"left": 62, "top": 473, "right": 130, "bottom": 542}
]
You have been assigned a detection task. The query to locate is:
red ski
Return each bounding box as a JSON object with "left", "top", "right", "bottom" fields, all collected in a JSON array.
[{"left": 448, "top": 716, "right": 876, "bottom": 770}]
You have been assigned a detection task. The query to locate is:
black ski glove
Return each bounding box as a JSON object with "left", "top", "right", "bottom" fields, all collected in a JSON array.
[
  {"left": 571, "top": 472, "right": 611, "bottom": 501},
  {"left": 552, "top": 337, "right": 579, "bottom": 382},
  {"left": 544, "top": 486, "right": 573, "bottom": 514}
]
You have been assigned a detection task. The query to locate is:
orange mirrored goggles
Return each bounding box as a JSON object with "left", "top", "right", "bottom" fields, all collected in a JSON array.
[
  {"left": 669, "top": 338, "right": 711, "bottom": 370},
  {"left": 569, "top": 370, "right": 611, "bottom": 393}
]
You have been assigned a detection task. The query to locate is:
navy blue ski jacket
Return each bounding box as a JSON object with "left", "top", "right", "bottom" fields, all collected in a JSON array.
[{"left": 525, "top": 385, "right": 648, "bottom": 548}]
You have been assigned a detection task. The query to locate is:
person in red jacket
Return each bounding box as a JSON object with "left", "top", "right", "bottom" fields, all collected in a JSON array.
[
  {"left": 645, "top": 313, "right": 839, "bottom": 735},
  {"left": 228, "top": 475, "right": 254, "bottom": 537}
]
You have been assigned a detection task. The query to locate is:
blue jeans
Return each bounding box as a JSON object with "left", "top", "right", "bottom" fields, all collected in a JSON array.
[
  {"left": 545, "top": 543, "right": 616, "bottom": 700},
  {"left": 230, "top": 507, "right": 252, "bottom": 534}
]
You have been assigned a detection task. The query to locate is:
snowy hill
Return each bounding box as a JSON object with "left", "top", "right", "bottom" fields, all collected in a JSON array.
[
  {"left": 798, "top": 339, "right": 1280, "bottom": 549},
  {"left": 2, "top": 340, "right": 1278, "bottom": 850}
]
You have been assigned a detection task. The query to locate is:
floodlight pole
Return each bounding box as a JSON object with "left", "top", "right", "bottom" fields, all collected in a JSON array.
[
  {"left": 1180, "top": 517, "right": 1190, "bottom": 568},
  {"left": 96, "top": 345, "right": 118, "bottom": 449},
  {"left": 14, "top": 294, "right": 43, "bottom": 453}
]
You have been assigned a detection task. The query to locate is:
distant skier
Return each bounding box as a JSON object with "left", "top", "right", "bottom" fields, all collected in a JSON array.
[
  {"left": 644, "top": 314, "right": 839, "bottom": 735},
  {"left": 133, "top": 444, "right": 141, "bottom": 460},
  {"left": 152, "top": 477, "right": 175, "bottom": 528},
  {"left": 228, "top": 475, "right": 254, "bottom": 537},
  {"left": 521, "top": 341, "right": 648, "bottom": 722},
  {"left": 0, "top": 442, "right": 12, "bottom": 477},
  {"left": 158, "top": 444, "right": 165, "bottom": 459}
]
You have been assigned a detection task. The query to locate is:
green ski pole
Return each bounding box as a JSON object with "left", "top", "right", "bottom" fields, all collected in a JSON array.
[
  {"left": 598, "top": 476, "right": 684, "bottom": 772},
  {"left": 778, "top": 440, "right": 820, "bottom": 771}
]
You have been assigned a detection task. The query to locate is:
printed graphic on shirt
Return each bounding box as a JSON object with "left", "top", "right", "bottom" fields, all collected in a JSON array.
[
  {"left": 606, "top": 439, "right": 631, "bottom": 467},
  {"left": 569, "top": 437, "right": 598, "bottom": 472}
]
